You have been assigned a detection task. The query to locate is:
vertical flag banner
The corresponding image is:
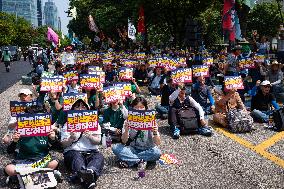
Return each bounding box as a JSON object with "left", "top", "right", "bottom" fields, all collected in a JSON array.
[
  {"left": 17, "top": 114, "right": 52, "bottom": 137},
  {"left": 63, "top": 93, "right": 88, "bottom": 111},
  {"left": 67, "top": 110, "right": 98, "bottom": 132},
  {"left": 47, "top": 27, "right": 59, "bottom": 46},
  {"left": 171, "top": 68, "right": 192, "bottom": 84},
  {"left": 128, "top": 19, "right": 136, "bottom": 40},
  {"left": 137, "top": 6, "right": 145, "bottom": 34},
  {"left": 127, "top": 110, "right": 156, "bottom": 130},
  {"left": 222, "top": 0, "right": 236, "bottom": 41},
  {"left": 224, "top": 76, "right": 244, "bottom": 91},
  {"left": 192, "top": 65, "right": 209, "bottom": 77}
]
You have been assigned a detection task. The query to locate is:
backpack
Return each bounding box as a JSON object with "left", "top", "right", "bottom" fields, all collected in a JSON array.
[
  {"left": 36, "top": 64, "right": 44, "bottom": 75},
  {"left": 227, "top": 109, "right": 253, "bottom": 133},
  {"left": 272, "top": 108, "right": 284, "bottom": 131},
  {"left": 177, "top": 99, "right": 200, "bottom": 134}
]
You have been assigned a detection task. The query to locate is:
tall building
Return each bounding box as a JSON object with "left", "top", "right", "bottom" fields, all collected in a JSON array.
[
  {"left": 58, "top": 17, "right": 62, "bottom": 32},
  {"left": 37, "top": 0, "right": 42, "bottom": 26},
  {"left": 0, "top": 0, "right": 2, "bottom": 11},
  {"left": 44, "top": 0, "right": 58, "bottom": 30},
  {"left": 1, "top": 0, "right": 38, "bottom": 26}
]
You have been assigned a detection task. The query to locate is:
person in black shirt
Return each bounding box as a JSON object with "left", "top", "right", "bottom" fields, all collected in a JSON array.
[
  {"left": 250, "top": 80, "right": 280, "bottom": 123},
  {"left": 134, "top": 64, "right": 148, "bottom": 86},
  {"left": 155, "top": 79, "right": 176, "bottom": 119}
]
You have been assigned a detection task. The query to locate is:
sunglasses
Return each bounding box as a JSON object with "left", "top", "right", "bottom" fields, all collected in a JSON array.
[{"left": 263, "top": 85, "right": 271, "bottom": 88}]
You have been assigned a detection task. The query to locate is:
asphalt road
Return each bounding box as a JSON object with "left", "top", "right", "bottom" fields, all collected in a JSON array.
[{"left": 0, "top": 59, "right": 32, "bottom": 93}]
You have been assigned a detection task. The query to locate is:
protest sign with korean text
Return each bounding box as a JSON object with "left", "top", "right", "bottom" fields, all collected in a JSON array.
[
  {"left": 192, "top": 65, "right": 209, "bottom": 77},
  {"left": 40, "top": 76, "right": 64, "bottom": 92},
  {"left": 224, "top": 76, "right": 244, "bottom": 90},
  {"left": 17, "top": 113, "right": 52, "bottom": 137},
  {"left": 67, "top": 110, "right": 98, "bottom": 132},
  {"left": 10, "top": 101, "right": 38, "bottom": 117},
  {"left": 254, "top": 54, "right": 265, "bottom": 63},
  {"left": 88, "top": 66, "right": 102, "bottom": 73},
  {"left": 119, "top": 67, "right": 133, "bottom": 80},
  {"left": 63, "top": 70, "right": 79, "bottom": 84},
  {"left": 88, "top": 70, "right": 105, "bottom": 83},
  {"left": 127, "top": 110, "right": 156, "bottom": 131},
  {"left": 113, "top": 82, "right": 132, "bottom": 98},
  {"left": 171, "top": 68, "right": 192, "bottom": 84},
  {"left": 63, "top": 93, "right": 88, "bottom": 111},
  {"left": 203, "top": 57, "right": 213, "bottom": 66},
  {"left": 80, "top": 74, "right": 101, "bottom": 90},
  {"left": 103, "top": 86, "right": 122, "bottom": 103},
  {"left": 238, "top": 58, "right": 255, "bottom": 69}
]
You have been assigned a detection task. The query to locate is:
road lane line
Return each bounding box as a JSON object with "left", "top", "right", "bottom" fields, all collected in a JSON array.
[
  {"left": 215, "top": 127, "right": 284, "bottom": 169},
  {"left": 254, "top": 131, "right": 284, "bottom": 151}
]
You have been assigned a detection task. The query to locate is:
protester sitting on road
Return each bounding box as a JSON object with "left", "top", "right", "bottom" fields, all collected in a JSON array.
[
  {"left": 4, "top": 105, "right": 59, "bottom": 180},
  {"left": 191, "top": 76, "right": 215, "bottom": 115},
  {"left": 65, "top": 80, "right": 81, "bottom": 94},
  {"left": 260, "top": 60, "right": 284, "bottom": 102},
  {"left": 134, "top": 64, "right": 148, "bottom": 86},
  {"left": 46, "top": 91, "right": 63, "bottom": 124},
  {"left": 32, "top": 75, "right": 48, "bottom": 106},
  {"left": 169, "top": 86, "right": 213, "bottom": 139},
  {"left": 148, "top": 66, "right": 167, "bottom": 95},
  {"left": 2, "top": 89, "right": 34, "bottom": 145},
  {"left": 102, "top": 99, "right": 128, "bottom": 142},
  {"left": 112, "top": 97, "right": 162, "bottom": 168},
  {"left": 61, "top": 99, "right": 104, "bottom": 189},
  {"left": 155, "top": 78, "right": 176, "bottom": 119},
  {"left": 250, "top": 80, "right": 280, "bottom": 123},
  {"left": 213, "top": 87, "right": 246, "bottom": 128}
]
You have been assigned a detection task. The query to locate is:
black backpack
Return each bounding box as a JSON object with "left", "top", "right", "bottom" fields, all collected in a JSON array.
[{"left": 273, "top": 108, "right": 284, "bottom": 131}]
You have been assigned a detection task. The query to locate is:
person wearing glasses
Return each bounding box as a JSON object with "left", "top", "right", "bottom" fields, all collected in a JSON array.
[{"left": 250, "top": 80, "right": 280, "bottom": 123}]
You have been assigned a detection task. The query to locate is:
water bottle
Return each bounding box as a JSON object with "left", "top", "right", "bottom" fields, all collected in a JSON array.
[
  {"left": 102, "top": 133, "right": 107, "bottom": 148},
  {"left": 106, "top": 132, "right": 112, "bottom": 148},
  {"left": 268, "top": 114, "right": 274, "bottom": 128},
  {"left": 137, "top": 160, "right": 146, "bottom": 178}
]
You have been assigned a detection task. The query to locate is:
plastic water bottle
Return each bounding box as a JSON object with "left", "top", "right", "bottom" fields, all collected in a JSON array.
[
  {"left": 102, "top": 134, "right": 107, "bottom": 148},
  {"left": 137, "top": 161, "right": 146, "bottom": 178},
  {"left": 106, "top": 132, "right": 112, "bottom": 148}
]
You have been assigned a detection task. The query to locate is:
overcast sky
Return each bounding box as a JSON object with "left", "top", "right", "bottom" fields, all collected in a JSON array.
[{"left": 44, "top": 0, "right": 71, "bottom": 34}]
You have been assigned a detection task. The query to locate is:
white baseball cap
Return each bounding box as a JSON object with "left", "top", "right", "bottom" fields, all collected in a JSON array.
[
  {"left": 260, "top": 80, "right": 271, "bottom": 86},
  {"left": 18, "top": 89, "right": 33, "bottom": 96}
]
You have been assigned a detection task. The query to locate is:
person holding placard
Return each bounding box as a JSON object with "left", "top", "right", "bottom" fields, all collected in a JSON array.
[
  {"left": 103, "top": 99, "right": 128, "bottom": 142},
  {"left": 224, "top": 45, "right": 242, "bottom": 76},
  {"left": 104, "top": 64, "right": 117, "bottom": 84},
  {"left": 213, "top": 86, "right": 246, "bottom": 128},
  {"left": 148, "top": 67, "right": 167, "bottom": 96},
  {"left": 47, "top": 91, "right": 63, "bottom": 124},
  {"left": 169, "top": 87, "right": 213, "bottom": 139},
  {"left": 61, "top": 99, "right": 104, "bottom": 189},
  {"left": 4, "top": 105, "right": 59, "bottom": 180},
  {"left": 134, "top": 64, "right": 149, "bottom": 86},
  {"left": 112, "top": 97, "right": 162, "bottom": 169},
  {"left": 61, "top": 46, "right": 76, "bottom": 66},
  {"left": 65, "top": 80, "right": 81, "bottom": 94}
]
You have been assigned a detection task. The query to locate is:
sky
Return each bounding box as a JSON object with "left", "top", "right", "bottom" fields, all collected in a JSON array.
[{"left": 44, "top": 0, "right": 71, "bottom": 34}]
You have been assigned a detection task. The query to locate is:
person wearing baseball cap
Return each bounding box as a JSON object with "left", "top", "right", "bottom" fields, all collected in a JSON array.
[
  {"left": 250, "top": 80, "right": 280, "bottom": 123},
  {"left": 18, "top": 89, "right": 33, "bottom": 102},
  {"left": 61, "top": 46, "right": 75, "bottom": 66}
]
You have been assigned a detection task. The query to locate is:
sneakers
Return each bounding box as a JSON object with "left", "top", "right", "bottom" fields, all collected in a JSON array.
[
  {"left": 198, "top": 126, "right": 213, "bottom": 137},
  {"left": 173, "top": 127, "right": 180, "bottom": 139},
  {"left": 137, "top": 160, "right": 147, "bottom": 170},
  {"left": 87, "top": 182, "right": 97, "bottom": 189}
]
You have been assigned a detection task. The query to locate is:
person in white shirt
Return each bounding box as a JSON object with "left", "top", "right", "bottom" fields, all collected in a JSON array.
[
  {"left": 148, "top": 67, "right": 166, "bottom": 95},
  {"left": 61, "top": 99, "right": 104, "bottom": 189}
]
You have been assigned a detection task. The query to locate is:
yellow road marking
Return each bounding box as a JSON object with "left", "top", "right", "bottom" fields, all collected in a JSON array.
[
  {"left": 215, "top": 127, "right": 284, "bottom": 169},
  {"left": 254, "top": 131, "right": 284, "bottom": 151}
]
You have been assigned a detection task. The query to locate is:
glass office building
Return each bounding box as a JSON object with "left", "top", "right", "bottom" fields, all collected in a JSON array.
[
  {"left": 1, "top": 0, "right": 38, "bottom": 27},
  {"left": 44, "top": 0, "right": 58, "bottom": 30}
]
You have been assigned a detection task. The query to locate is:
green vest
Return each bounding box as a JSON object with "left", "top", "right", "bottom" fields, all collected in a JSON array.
[{"left": 103, "top": 107, "right": 125, "bottom": 129}]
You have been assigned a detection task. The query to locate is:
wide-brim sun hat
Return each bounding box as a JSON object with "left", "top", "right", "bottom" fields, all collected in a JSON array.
[
  {"left": 260, "top": 80, "right": 271, "bottom": 86},
  {"left": 18, "top": 89, "right": 33, "bottom": 97}
]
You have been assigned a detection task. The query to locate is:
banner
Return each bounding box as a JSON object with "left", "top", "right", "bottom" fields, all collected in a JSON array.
[
  {"left": 137, "top": 6, "right": 145, "bottom": 34},
  {"left": 102, "top": 58, "right": 112, "bottom": 65},
  {"left": 127, "top": 110, "right": 156, "bottom": 130},
  {"left": 103, "top": 86, "right": 122, "bottom": 104},
  {"left": 119, "top": 67, "right": 133, "bottom": 80},
  {"left": 63, "top": 70, "right": 79, "bottom": 84},
  {"left": 121, "top": 59, "right": 138, "bottom": 68},
  {"left": 238, "top": 58, "right": 255, "bottom": 69},
  {"left": 224, "top": 76, "right": 244, "bottom": 90},
  {"left": 42, "top": 71, "right": 54, "bottom": 78},
  {"left": 47, "top": 27, "right": 59, "bottom": 46},
  {"left": 67, "top": 110, "right": 98, "bottom": 132},
  {"left": 80, "top": 74, "right": 101, "bottom": 90},
  {"left": 171, "top": 68, "right": 192, "bottom": 84},
  {"left": 128, "top": 19, "right": 136, "bottom": 40},
  {"left": 17, "top": 114, "right": 52, "bottom": 137},
  {"left": 40, "top": 76, "right": 64, "bottom": 92},
  {"left": 203, "top": 57, "right": 214, "bottom": 66},
  {"left": 88, "top": 15, "right": 99, "bottom": 33},
  {"left": 10, "top": 101, "right": 38, "bottom": 117},
  {"left": 136, "top": 52, "right": 146, "bottom": 60},
  {"left": 63, "top": 93, "right": 88, "bottom": 111},
  {"left": 113, "top": 82, "right": 132, "bottom": 98},
  {"left": 88, "top": 66, "right": 102, "bottom": 72},
  {"left": 192, "top": 65, "right": 209, "bottom": 77}
]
